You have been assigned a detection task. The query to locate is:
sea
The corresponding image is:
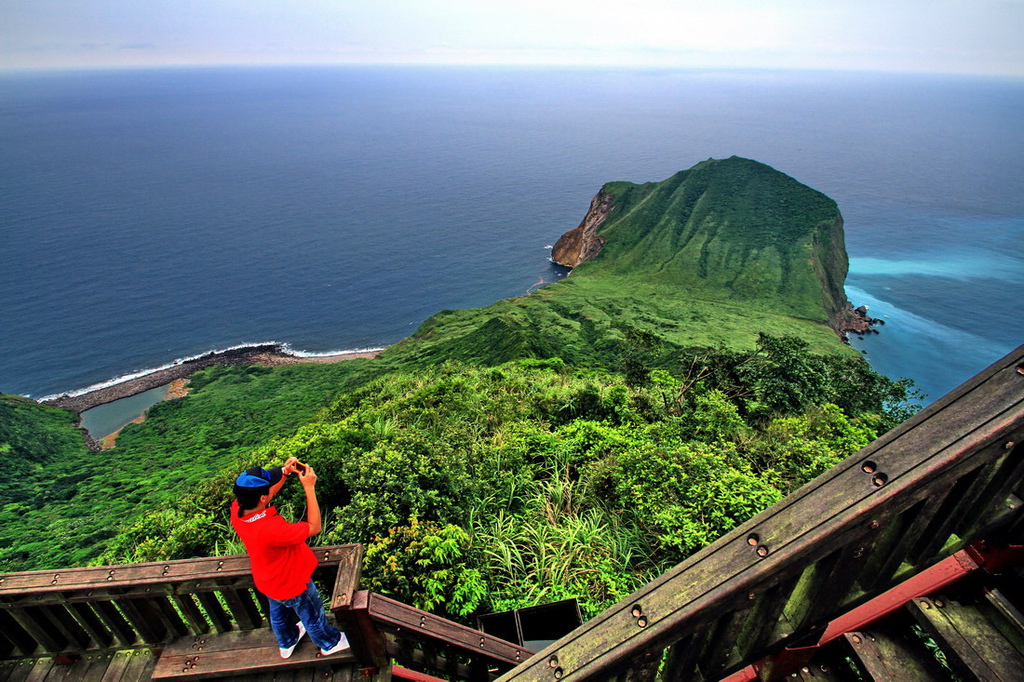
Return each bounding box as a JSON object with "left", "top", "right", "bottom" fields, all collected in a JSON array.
[{"left": 1, "top": 66, "right": 1022, "bottom": 408}]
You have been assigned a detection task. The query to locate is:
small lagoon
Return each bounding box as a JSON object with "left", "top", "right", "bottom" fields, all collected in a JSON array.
[{"left": 78, "top": 384, "right": 171, "bottom": 441}]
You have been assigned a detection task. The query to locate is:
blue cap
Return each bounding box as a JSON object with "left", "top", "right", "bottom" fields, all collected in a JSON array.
[{"left": 235, "top": 466, "right": 283, "bottom": 489}]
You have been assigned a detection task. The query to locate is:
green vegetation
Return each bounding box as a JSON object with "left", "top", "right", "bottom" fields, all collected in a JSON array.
[
  {"left": 2, "top": 158, "right": 920, "bottom": 625},
  {"left": 0, "top": 361, "right": 375, "bottom": 570}
]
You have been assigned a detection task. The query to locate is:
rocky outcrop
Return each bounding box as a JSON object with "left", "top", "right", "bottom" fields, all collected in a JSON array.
[
  {"left": 838, "top": 303, "right": 884, "bottom": 342},
  {"left": 550, "top": 190, "right": 614, "bottom": 267}
]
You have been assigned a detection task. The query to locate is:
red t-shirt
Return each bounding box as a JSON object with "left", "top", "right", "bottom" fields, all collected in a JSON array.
[{"left": 230, "top": 500, "right": 318, "bottom": 600}]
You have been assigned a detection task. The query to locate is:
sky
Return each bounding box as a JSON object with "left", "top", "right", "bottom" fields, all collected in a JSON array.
[{"left": 1, "top": 0, "right": 1022, "bottom": 75}]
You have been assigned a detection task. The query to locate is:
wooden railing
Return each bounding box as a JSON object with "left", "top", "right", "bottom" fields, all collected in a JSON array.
[
  {"left": 0, "top": 544, "right": 361, "bottom": 659},
  {"left": 499, "top": 345, "right": 1024, "bottom": 681},
  {"left": 338, "top": 591, "right": 534, "bottom": 679},
  {"left": 0, "top": 539, "right": 532, "bottom": 681}
]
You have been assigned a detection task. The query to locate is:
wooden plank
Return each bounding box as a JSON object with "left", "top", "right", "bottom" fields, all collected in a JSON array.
[
  {"left": 115, "top": 597, "right": 169, "bottom": 644},
  {"left": 169, "top": 593, "right": 210, "bottom": 636},
  {"left": 92, "top": 601, "right": 137, "bottom": 648},
  {"left": 18, "top": 657, "right": 54, "bottom": 682},
  {"left": 218, "top": 588, "right": 262, "bottom": 631},
  {"left": 152, "top": 595, "right": 192, "bottom": 639},
  {"left": 858, "top": 492, "right": 953, "bottom": 594},
  {"left": 118, "top": 649, "right": 158, "bottom": 682},
  {"left": 960, "top": 445, "right": 1024, "bottom": 540},
  {"left": 0, "top": 545, "right": 359, "bottom": 597},
  {"left": 742, "top": 573, "right": 806, "bottom": 657},
  {"left": 0, "top": 610, "right": 37, "bottom": 657},
  {"left": 367, "top": 592, "right": 532, "bottom": 667},
  {"left": 702, "top": 598, "right": 767, "bottom": 675},
  {"left": 329, "top": 545, "right": 365, "bottom": 611},
  {"left": 495, "top": 345, "right": 1024, "bottom": 681},
  {"left": 983, "top": 587, "right": 1024, "bottom": 648},
  {"left": 40, "top": 603, "right": 91, "bottom": 651},
  {"left": 907, "top": 595, "right": 1024, "bottom": 681},
  {"left": 842, "top": 628, "right": 944, "bottom": 680},
  {"left": 0, "top": 659, "right": 37, "bottom": 682},
  {"left": 6, "top": 605, "right": 67, "bottom": 653},
  {"left": 152, "top": 629, "right": 357, "bottom": 679},
  {"left": 194, "top": 592, "right": 233, "bottom": 635},
  {"left": 66, "top": 602, "right": 115, "bottom": 649},
  {"left": 659, "top": 628, "right": 710, "bottom": 682},
  {"left": 98, "top": 649, "right": 135, "bottom": 682},
  {"left": 786, "top": 534, "right": 882, "bottom": 635},
  {"left": 71, "top": 653, "right": 120, "bottom": 682},
  {"left": 333, "top": 591, "right": 389, "bottom": 670},
  {"left": 907, "top": 465, "right": 992, "bottom": 564}
]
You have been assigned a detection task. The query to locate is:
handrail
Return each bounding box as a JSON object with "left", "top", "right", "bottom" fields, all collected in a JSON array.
[
  {"left": 499, "top": 345, "right": 1024, "bottom": 681},
  {"left": 0, "top": 544, "right": 361, "bottom": 659}
]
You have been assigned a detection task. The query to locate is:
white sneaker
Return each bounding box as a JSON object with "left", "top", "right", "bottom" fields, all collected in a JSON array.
[
  {"left": 279, "top": 622, "right": 307, "bottom": 659},
  {"left": 320, "top": 633, "right": 350, "bottom": 656}
]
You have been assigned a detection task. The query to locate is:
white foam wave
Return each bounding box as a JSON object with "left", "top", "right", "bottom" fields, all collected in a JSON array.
[
  {"left": 37, "top": 341, "right": 385, "bottom": 402},
  {"left": 283, "top": 345, "right": 386, "bottom": 358}
]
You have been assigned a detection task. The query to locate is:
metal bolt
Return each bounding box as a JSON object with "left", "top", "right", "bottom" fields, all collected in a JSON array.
[
  {"left": 1006, "top": 441, "right": 1016, "bottom": 450},
  {"left": 480, "top": 637, "right": 485, "bottom": 647},
  {"left": 554, "top": 668, "right": 564, "bottom": 679},
  {"left": 757, "top": 545, "right": 770, "bottom": 557},
  {"left": 872, "top": 473, "right": 888, "bottom": 487},
  {"left": 748, "top": 592, "right": 756, "bottom": 600},
  {"left": 631, "top": 604, "right": 643, "bottom": 617},
  {"left": 1016, "top": 363, "right": 1024, "bottom": 375},
  {"left": 869, "top": 520, "right": 880, "bottom": 529},
  {"left": 747, "top": 533, "right": 760, "bottom": 546},
  {"left": 852, "top": 634, "right": 861, "bottom": 644},
  {"left": 548, "top": 656, "right": 559, "bottom": 668},
  {"left": 637, "top": 617, "right": 648, "bottom": 628},
  {"left": 935, "top": 599, "right": 945, "bottom": 608},
  {"left": 921, "top": 600, "right": 931, "bottom": 609},
  {"left": 861, "top": 461, "right": 876, "bottom": 474}
]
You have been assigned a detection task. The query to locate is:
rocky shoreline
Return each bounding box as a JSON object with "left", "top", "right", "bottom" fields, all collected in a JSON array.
[
  {"left": 40, "top": 344, "right": 381, "bottom": 414},
  {"left": 838, "top": 302, "right": 885, "bottom": 343}
]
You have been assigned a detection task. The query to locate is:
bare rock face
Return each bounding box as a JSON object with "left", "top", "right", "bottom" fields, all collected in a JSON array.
[{"left": 550, "top": 190, "right": 615, "bottom": 267}]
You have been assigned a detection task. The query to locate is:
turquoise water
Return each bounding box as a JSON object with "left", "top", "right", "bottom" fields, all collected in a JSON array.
[
  {"left": 1, "top": 67, "right": 1022, "bottom": 404},
  {"left": 78, "top": 384, "right": 171, "bottom": 440}
]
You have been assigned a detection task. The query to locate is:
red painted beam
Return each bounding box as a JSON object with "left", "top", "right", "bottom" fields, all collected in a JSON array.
[
  {"left": 391, "top": 664, "right": 450, "bottom": 682},
  {"left": 720, "top": 542, "right": 1024, "bottom": 681},
  {"left": 816, "top": 548, "right": 979, "bottom": 646}
]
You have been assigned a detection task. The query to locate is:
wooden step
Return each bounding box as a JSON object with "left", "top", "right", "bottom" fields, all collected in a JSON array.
[
  {"left": 841, "top": 627, "right": 946, "bottom": 681},
  {"left": 151, "top": 628, "right": 357, "bottom": 680},
  {"left": 906, "top": 593, "right": 1024, "bottom": 681}
]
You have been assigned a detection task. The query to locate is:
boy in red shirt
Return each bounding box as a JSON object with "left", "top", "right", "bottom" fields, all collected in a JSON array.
[{"left": 231, "top": 458, "right": 349, "bottom": 659}]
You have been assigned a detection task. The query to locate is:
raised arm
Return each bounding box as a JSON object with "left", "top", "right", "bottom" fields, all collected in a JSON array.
[{"left": 298, "top": 465, "right": 322, "bottom": 538}]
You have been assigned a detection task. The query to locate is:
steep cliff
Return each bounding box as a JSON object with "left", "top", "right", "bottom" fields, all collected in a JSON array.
[{"left": 550, "top": 190, "right": 614, "bottom": 267}]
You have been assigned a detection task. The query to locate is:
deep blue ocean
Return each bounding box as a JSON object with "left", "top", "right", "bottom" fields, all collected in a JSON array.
[{"left": 1, "top": 66, "right": 1022, "bottom": 405}]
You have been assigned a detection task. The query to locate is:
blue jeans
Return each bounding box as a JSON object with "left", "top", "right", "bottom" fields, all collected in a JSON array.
[{"left": 267, "top": 580, "right": 342, "bottom": 651}]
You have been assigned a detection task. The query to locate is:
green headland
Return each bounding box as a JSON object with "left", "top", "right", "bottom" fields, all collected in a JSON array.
[{"left": 0, "top": 157, "right": 914, "bottom": 621}]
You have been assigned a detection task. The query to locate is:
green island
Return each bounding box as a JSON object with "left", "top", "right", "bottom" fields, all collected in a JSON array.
[{"left": 0, "top": 157, "right": 916, "bottom": 623}]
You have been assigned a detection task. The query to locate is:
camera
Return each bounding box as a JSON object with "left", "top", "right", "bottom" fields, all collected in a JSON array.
[{"left": 293, "top": 461, "right": 307, "bottom": 475}]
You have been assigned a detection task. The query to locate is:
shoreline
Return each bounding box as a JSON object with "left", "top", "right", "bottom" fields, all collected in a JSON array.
[{"left": 40, "top": 343, "right": 383, "bottom": 414}]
